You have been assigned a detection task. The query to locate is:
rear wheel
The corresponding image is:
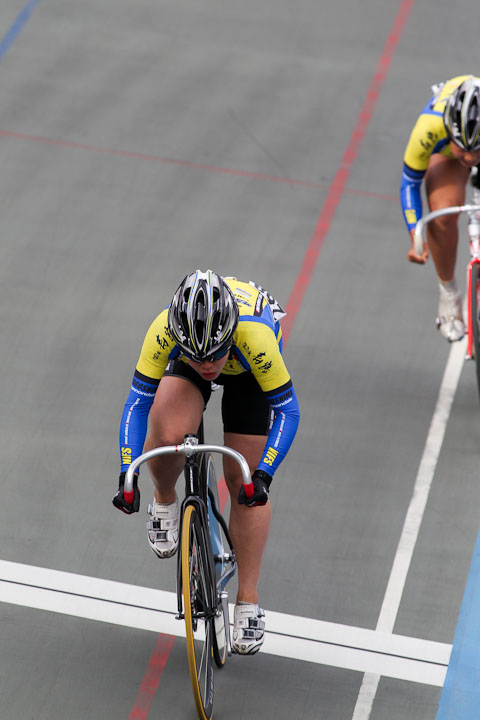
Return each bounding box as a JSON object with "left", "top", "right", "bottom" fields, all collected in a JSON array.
[
  {"left": 471, "top": 262, "right": 480, "bottom": 401},
  {"left": 182, "top": 504, "right": 215, "bottom": 720}
]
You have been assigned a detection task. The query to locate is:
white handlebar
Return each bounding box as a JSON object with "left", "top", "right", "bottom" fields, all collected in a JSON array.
[
  {"left": 414, "top": 204, "right": 480, "bottom": 255},
  {"left": 124, "top": 438, "right": 252, "bottom": 494}
]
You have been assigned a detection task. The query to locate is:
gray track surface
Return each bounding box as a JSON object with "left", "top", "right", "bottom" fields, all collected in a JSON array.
[{"left": 1, "top": 1, "right": 479, "bottom": 719}]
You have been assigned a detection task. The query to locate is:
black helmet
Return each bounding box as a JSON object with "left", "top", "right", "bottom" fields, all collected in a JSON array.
[
  {"left": 444, "top": 77, "right": 480, "bottom": 151},
  {"left": 168, "top": 270, "right": 238, "bottom": 361}
]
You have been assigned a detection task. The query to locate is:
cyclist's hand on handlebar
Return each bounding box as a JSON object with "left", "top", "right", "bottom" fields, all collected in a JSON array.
[
  {"left": 408, "top": 244, "right": 428, "bottom": 264},
  {"left": 407, "top": 230, "right": 429, "bottom": 264},
  {"left": 238, "top": 470, "right": 272, "bottom": 507},
  {"left": 112, "top": 472, "right": 140, "bottom": 514}
]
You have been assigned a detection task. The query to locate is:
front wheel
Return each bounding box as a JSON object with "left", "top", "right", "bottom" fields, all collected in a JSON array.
[
  {"left": 181, "top": 504, "right": 215, "bottom": 720},
  {"left": 206, "top": 454, "right": 228, "bottom": 668},
  {"left": 471, "top": 262, "right": 480, "bottom": 402}
]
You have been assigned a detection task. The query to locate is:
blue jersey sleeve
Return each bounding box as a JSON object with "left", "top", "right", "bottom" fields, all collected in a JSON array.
[
  {"left": 119, "top": 370, "right": 159, "bottom": 473},
  {"left": 257, "top": 381, "right": 300, "bottom": 477},
  {"left": 400, "top": 163, "right": 425, "bottom": 232}
]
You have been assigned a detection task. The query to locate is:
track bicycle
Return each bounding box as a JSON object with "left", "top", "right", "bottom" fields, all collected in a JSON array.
[
  {"left": 414, "top": 171, "right": 480, "bottom": 399},
  {"left": 123, "top": 423, "right": 252, "bottom": 720}
]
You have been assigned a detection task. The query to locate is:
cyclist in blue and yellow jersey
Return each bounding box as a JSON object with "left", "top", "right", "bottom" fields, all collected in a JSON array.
[
  {"left": 401, "top": 75, "right": 480, "bottom": 342},
  {"left": 113, "top": 270, "right": 300, "bottom": 655}
]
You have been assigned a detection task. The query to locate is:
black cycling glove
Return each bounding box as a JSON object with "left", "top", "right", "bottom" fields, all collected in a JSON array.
[
  {"left": 238, "top": 469, "right": 272, "bottom": 507},
  {"left": 112, "top": 472, "right": 140, "bottom": 514}
]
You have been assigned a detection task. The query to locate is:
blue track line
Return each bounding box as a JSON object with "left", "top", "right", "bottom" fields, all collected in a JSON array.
[
  {"left": 436, "top": 526, "right": 480, "bottom": 718},
  {"left": 0, "top": 0, "right": 41, "bottom": 62}
]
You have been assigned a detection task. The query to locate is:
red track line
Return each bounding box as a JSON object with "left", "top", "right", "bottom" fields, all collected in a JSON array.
[
  {"left": 0, "top": 128, "right": 397, "bottom": 203},
  {"left": 281, "top": 0, "right": 414, "bottom": 345},
  {"left": 128, "top": 634, "right": 176, "bottom": 720},
  {"left": 128, "top": 1, "right": 414, "bottom": 715}
]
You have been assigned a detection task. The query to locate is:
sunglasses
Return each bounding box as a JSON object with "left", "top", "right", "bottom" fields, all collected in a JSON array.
[{"left": 182, "top": 345, "right": 231, "bottom": 364}]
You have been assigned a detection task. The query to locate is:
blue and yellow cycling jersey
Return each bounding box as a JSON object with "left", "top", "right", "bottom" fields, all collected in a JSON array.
[
  {"left": 400, "top": 75, "right": 477, "bottom": 231},
  {"left": 119, "top": 278, "right": 300, "bottom": 478}
]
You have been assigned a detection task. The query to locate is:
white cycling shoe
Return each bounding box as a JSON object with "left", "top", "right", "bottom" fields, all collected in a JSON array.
[
  {"left": 232, "top": 603, "right": 265, "bottom": 655},
  {"left": 436, "top": 286, "right": 465, "bottom": 342},
  {"left": 146, "top": 495, "right": 179, "bottom": 558}
]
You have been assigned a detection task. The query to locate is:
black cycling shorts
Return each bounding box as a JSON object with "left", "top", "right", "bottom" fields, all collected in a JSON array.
[{"left": 164, "top": 359, "right": 272, "bottom": 436}]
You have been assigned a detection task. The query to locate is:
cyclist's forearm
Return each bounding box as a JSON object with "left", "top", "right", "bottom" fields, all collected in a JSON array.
[
  {"left": 401, "top": 164, "right": 424, "bottom": 232},
  {"left": 119, "top": 373, "right": 158, "bottom": 472},
  {"left": 257, "top": 385, "right": 300, "bottom": 476}
]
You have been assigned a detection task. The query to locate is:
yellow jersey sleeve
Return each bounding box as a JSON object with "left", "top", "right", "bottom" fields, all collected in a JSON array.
[
  {"left": 135, "top": 308, "right": 175, "bottom": 380},
  {"left": 403, "top": 113, "right": 451, "bottom": 172},
  {"left": 231, "top": 318, "right": 291, "bottom": 393},
  {"left": 403, "top": 75, "right": 473, "bottom": 172}
]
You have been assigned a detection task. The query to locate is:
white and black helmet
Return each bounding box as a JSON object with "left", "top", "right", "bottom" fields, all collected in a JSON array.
[
  {"left": 168, "top": 270, "right": 239, "bottom": 361},
  {"left": 444, "top": 76, "right": 480, "bottom": 151}
]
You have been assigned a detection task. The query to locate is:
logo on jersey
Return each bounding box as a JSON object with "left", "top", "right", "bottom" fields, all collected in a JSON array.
[
  {"left": 263, "top": 447, "right": 278, "bottom": 466},
  {"left": 271, "top": 388, "right": 293, "bottom": 406},
  {"left": 236, "top": 298, "right": 252, "bottom": 308},
  {"left": 233, "top": 286, "right": 253, "bottom": 298},
  {"left": 121, "top": 447, "right": 132, "bottom": 465},
  {"left": 254, "top": 293, "right": 264, "bottom": 315},
  {"left": 258, "top": 360, "right": 272, "bottom": 374},
  {"left": 156, "top": 333, "right": 170, "bottom": 350},
  {"left": 249, "top": 282, "right": 286, "bottom": 321},
  {"left": 132, "top": 378, "right": 156, "bottom": 397}
]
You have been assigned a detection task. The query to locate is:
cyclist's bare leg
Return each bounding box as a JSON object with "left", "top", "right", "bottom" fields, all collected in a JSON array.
[
  {"left": 424, "top": 154, "right": 470, "bottom": 282},
  {"left": 223, "top": 431, "right": 270, "bottom": 605},
  {"left": 145, "top": 376, "right": 205, "bottom": 503}
]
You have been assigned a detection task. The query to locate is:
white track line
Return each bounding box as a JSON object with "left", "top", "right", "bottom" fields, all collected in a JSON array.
[
  {"left": 352, "top": 337, "right": 466, "bottom": 718},
  {"left": 0, "top": 559, "right": 449, "bottom": 686}
]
